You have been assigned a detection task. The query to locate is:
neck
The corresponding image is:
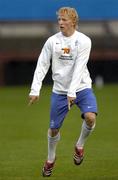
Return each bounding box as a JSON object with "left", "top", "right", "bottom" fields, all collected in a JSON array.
[{"left": 62, "top": 29, "right": 75, "bottom": 37}]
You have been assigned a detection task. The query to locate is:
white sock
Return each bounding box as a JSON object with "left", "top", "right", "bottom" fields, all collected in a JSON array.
[
  {"left": 47, "top": 132, "right": 60, "bottom": 162},
  {"left": 76, "top": 120, "right": 95, "bottom": 148}
]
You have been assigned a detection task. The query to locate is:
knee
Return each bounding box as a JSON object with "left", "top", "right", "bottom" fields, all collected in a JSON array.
[
  {"left": 48, "top": 128, "right": 59, "bottom": 137},
  {"left": 84, "top": 112, "right": 96, "bottom": 128}
]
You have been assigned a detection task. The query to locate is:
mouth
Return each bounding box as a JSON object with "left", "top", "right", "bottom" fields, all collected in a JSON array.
[{"left": 60, "top": 26, "right": 64, "bottom": 30}]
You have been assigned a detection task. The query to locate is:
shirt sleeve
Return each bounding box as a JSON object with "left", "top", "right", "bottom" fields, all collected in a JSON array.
[
  {"left": 67, "top": 38, "right": 92, "bottom": 97},
  {"left": 29, "top": 38, "right": 52, "bottom": 96}
]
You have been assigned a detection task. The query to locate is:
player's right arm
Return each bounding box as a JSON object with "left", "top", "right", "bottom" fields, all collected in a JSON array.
[{"left": 29, "top": 38, "right": 52, "bottom": 104}]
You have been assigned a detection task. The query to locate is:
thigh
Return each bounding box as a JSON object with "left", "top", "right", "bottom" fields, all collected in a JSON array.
[
  {"left": 75, "top": 88, "right": 98, "bottom": 119},
  {"left": 50, "top": 92, "right": 69, "bottom": 129}
]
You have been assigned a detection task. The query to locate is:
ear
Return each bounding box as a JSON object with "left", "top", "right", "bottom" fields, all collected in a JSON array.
[
  {"left": 72, "top": 21, "right": 75, "bottom": 27},
  {"left": 70, "top": 19, "right": 75, "bottom": 26}
]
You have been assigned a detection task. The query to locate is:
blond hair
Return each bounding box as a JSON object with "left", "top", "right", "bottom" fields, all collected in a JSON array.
[{"left": 57, "top": 7, "right": 79, "bottom": 28}]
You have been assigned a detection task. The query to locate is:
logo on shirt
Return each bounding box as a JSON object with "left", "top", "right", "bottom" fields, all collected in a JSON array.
[
  {"left": 59, "top": 47, "right": 73, "bottom": 60},
  {"left": 62, "top": 48, "right": 70, "bottom": 54}
]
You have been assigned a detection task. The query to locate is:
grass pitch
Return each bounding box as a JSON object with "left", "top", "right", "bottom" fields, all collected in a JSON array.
[{"left": 0, "top": 84, "right": 118, "bottom": 180}]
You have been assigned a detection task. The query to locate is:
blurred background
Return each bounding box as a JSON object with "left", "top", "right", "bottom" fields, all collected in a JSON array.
[
  {"left": 0, "top": 1, "right": 118, "bottom": 179},
  {"left": 0, "top": 0, "right": 118, "bottom": 86}
]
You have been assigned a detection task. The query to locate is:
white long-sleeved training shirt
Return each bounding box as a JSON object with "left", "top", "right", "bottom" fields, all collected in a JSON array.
[{"left": 29, "top": 30, "right": 92, "bottom": 97}]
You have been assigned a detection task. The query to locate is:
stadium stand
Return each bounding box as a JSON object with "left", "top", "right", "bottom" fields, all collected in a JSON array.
[{"left": 0, "top": 0, "right": 118, "bottom": 85}]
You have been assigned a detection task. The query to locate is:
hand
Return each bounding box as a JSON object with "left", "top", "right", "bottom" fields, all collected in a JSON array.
[
  {"left": 67, "top": 96, "right": 76, "bottom": 110},
  {"left": 28, "top": 95, "right": 39, "bottom": 106}
]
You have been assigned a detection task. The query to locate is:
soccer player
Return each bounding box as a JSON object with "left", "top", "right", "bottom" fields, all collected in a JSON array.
[{"left": 29, "top": 7, "right": 97, "bottom": 177}]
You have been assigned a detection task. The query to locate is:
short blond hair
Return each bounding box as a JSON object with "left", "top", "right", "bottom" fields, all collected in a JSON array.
[{"left": 57, "top": 7, "right": 79, "bottom": 28}]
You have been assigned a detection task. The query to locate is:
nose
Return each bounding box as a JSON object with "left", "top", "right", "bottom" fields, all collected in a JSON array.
[{"left": 58, "top": 19, "right": 63, "bottom": 25}]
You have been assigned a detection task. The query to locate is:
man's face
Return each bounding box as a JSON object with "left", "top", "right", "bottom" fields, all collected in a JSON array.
[{"left": 58, "top": 14, "right": 75, "bottom": 36}]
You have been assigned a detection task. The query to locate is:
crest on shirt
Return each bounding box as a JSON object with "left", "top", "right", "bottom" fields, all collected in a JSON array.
[{"left": 75, "top": 40, "right": 79, "bottom": 46}]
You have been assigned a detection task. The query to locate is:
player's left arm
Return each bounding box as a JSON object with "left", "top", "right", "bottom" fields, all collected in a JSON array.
[{"left": 67, "top": 37, "right": 92, "bottom": 99}]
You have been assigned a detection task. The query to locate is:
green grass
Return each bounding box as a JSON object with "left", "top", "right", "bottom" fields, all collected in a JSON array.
[{"left": 0, "top": 84, "right": 118, "bottom": 180}]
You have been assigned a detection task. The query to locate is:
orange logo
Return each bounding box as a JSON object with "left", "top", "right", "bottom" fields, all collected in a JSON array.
[{"left": 62, "top": 48, "right": 70, "bottom": 54}]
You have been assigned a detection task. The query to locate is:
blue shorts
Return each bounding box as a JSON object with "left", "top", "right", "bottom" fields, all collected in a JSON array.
[{"left": 50, "top": 88, "right": 98, "bottom": 129}]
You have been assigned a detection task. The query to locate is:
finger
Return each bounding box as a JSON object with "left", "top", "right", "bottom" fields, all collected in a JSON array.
[
  {"left": 71, "top": 100, "right": 74, "bottom": 104},
  {"left": 68, "top": 101, "right": 71, "bottom": 111},
  {"left": 28, "top": 99, "right": 33, "bottom": 106}
]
